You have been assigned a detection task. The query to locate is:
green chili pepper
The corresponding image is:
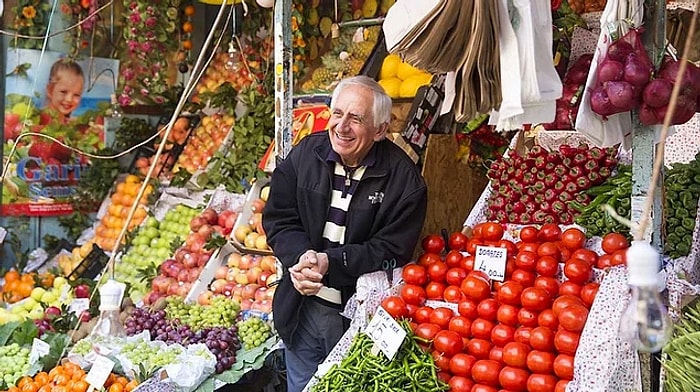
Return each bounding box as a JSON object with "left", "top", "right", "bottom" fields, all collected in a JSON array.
[{"left": 682, "top": 218, "right": 696, "bottom": 231}]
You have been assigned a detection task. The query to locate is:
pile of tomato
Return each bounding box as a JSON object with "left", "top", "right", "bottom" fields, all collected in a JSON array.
[{"left": 380, "top": 222, "right": 630, "bottom": 392}]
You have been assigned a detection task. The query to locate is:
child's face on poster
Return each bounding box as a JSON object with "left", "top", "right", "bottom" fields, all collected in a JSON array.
[{"left": 46, "top": 71, "right": 85, "bottom": 118}]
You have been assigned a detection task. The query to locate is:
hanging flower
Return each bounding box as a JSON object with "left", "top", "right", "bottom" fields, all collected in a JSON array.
[
  {"left": 22, "top": 6, "right": 36, "bottom": 19},
  {"left": 129, "top": 12, "right": 141, "bottom": 23},
  {"left": 145, "top": 17, "right": 158, "bottom": 28}
]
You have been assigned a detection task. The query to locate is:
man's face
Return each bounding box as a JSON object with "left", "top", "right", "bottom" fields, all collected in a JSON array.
[
  {"left": 46, "top": 72, "right": 84, "bottom": 118},
  {"left": 328, "top": 84, "right": 386, "bottom": 167}
]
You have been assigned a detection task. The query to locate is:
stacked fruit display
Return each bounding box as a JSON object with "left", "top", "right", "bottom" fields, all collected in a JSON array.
[
  {"left": 0, "top": 344, "right": 31, "bottom": 388},
  {"left": 237, "top": 316, "right": 273, "bottom": 350},
  {"left": 115, "top": 205, "right": 200, "bottom": 302},
  {"left": 0, "top": 276, "right": 75, "bottom": 324},
  {"left": 173, "top": 113, "right": 234, "bottom": 174},
  {"left": 133, "top": 117, "right": 192, "bottom": 178},
  {"left": 231, "top": 183, "right": 270, "bottom": 252},
  {"left": 192, "top": 46, "right": 258, "bottom": 98},
  {"left": 380, "top": 223, "right": 629, "bottom": 391},
  {"left": 377, "top": 54, "right": 433, "bottom": 99},
  {"left": 485, "top": 144, "right": 619, "bottom": 225},
  {"left": 205, "top": 253, "right": 277, "bottom": 313},
  {"left": 94, "top": 175, "right": 153, "bottom": 252},
  {"left": 143, "top": 207, "right": 239, "bottom": 305},
  {"left": 1, "top": 270, "right": 54, "bottom": 304},
  {"left": 2, "top": 362, "right": 137, "bottom": 392},
  {"left": 58, "top": 240, "right": 97, "bottom": 277}
]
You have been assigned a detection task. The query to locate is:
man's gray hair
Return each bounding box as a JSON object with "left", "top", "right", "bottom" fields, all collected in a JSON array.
[{"left": 330, "top": 75, "right": 392, "bottom": 128}]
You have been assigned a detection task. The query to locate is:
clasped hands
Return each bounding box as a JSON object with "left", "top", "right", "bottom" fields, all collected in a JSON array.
[{"left": 290, "top": 250, "right": 329, "bottom": 296}]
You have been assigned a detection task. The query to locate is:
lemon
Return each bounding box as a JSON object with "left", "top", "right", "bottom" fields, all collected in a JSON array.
[
  {"left": 378, "top": 78, "right": 402, "bottom": 99},
  {"left": 379, "top": 54, "right": 401, "bottom": 80},
  {"left": 396, "top": 61, "right": 423, "bottom": 81},
  {"left": 399, "top": 73, "right": 433, "bottom": 98}
]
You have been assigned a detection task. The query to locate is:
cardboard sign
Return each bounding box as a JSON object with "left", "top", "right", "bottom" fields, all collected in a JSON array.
[
  {"left": 365, "top": 307, "right": 406, "bottom": 360},
  {"left": 474, "top": 245, "right": 507, "bottom": 281}
]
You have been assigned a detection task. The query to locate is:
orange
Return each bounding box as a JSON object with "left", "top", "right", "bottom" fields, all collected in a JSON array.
[
  {"left": 20, "top": 274, "right": 35, "bottom": 284},
  {"left": 38, "top": 385, "right": 51, "bottom": 392},
  {"left": 124, "top": 380, "right": 139, "bottom": 392},
  {"left": 4, "top": 269, "right": 20, "bottom": 282},
  {"left": 107, "top": 383, "right": 123, "bottom": 392},
  {"left": 38, "top": 273, "right": 54, "bottom": 288},
  {"left": 182, "top": 40, "right": 193, "bottom": 50},
  {"left": 20, "top": 382, "right": 38, "bottom": 392},
  {"left": 71, "top": 380, "right": 88, "bottom": 392},
  {"left": 18, "top": 377, "right": 34, "bottom": 388},
  {"left": 17, "top": 282, "right": 33, "bottom": 298},
  {"left": 48, "top": 366, "right": 64, "bottom": 379},
  {"left": 8, "top": 386, "right": 21, "bottom": 392},
  {"left": 105, "top": 374, "right": 117, "bottom": 388},
  {"left": 116, "top": 183, "right": 126, "bottom": 194},
  {"left": 184, "top": 4, "right": 195, "bottom": 16},
  {"left": 52, "top": 386, "right": 68, "bottom": 392},
  {"left": 34, "top": 372, "right": 49, "bottom": 386},
  {"left": 52, "top": 373, "right": 70, "bottom": 387},
  {"left": 4, "top": 279, "right": 19, "bottom": 293},
  {"left": 115, "top": 377, "right": 128, "bottom": 387}
]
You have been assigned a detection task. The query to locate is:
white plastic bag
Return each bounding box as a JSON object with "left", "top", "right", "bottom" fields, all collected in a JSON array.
[{"left": 163, "top": 343, "right": 217, "bottom": 392}]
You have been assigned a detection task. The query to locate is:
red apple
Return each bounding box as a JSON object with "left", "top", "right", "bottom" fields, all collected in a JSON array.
[
  {"left": 182, "top": 253, "right": 198, "bottom": 269},
  {"left": 198, "top": 290, "right": 214, "bottom": 306},
  {"left": 254, "top": 286, "right": 268, "bottom": 302},
  {"left": 257, "top": 271, "right": 273, "bottom": 286},
  {"left": 211, "top": 278, "right": 228, "bottom": 294},
  {"left": 240, "top": 298, "right": 254, "bottom": 311},
  {"left": 198, "top": 224, "right": 214, "bottom": 239},
  {"left": 217, "top": 210, "right": 232, "bottom": 228},
  {"left": 44, "top": 306, "right": 62, "bottom": 319},
  {"left": 190, "top": 216, "right": 206, "bottom": 232},
  {"left": 79, "top": 310, "right": 92, "bottom": 322},
  {"left": 239, "top": 254, "right": 254, "bottom": 269},
  {"left": 177, "top": 269, "right": 190, "bottom": 283},
  {"left": 223, "top": 282, "right": 238, "bottom": 297},
  {"left": 247, "top": 267, "right": 262, "bottom": 285},
  {"left": 225, "top": 213, "right": 238, "bottom": 230},
  {"left": 201, "top": 208, "right": 219, "bottom": 225},
  {"left": 227, "top": 253, "right": 242, "bottom": 268},
  {"left": 242, "top": 283, "right": 261, "bottom": 300},
  {"left": 260, "top": 255, "right": 277, "bottom": 273},
  {"left": 74, "top": 284, "right": 90, "bottom": 299},
  {"left": 152, "top": 275, "right": 175, "bottom": 294},
  {"left": 215, "top": 265, "right": 229, "bottom": 280},
  {"left": 187, "top": 268, "right": 200, "bottom": 282}
]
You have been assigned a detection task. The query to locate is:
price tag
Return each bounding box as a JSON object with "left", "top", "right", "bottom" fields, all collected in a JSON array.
[
  {"left": 69, "top": 298, "right": 90, "bottom": 315},
  {"left": 85, "top": 355, "right": 115, "bottom": 389},
  {"left": 474, "top": 245, "right": 507, "bottom": 281},
  {"left": 29, "top": 338, "right": 50, "bottom": 364},
  {"left": 365, "top": 307, "right": 406, "bottom": 360}
]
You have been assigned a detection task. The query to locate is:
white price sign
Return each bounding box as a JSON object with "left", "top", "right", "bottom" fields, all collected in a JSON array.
[
  {"left": 69, "top": 298, "right": 90, "bottom": 315},
  {"left": 29, "top": 338, "right": 50, "bottom": 364},
  {"left": 365, "top": 307, "right": 406, "bottom": 360},
  {"left": 474, "top": 245, "right": 507, "bottom": 281},
  {"left": 85, "top": 354, "right": 115, "bottom": 389}
]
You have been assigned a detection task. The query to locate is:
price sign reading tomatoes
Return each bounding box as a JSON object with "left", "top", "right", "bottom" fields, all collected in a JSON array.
[
  {"left": 85, "top": 354, "right": 115, "bottom": 389},
  {"left": 365, "top": 307, "right": 406, "bottom": 360},
  {"left": 475, "top": 245, "right": 507, "bottom": 281}
]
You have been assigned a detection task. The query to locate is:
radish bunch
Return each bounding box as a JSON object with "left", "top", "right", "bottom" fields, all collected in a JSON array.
[
  {"left": 485, "top": 144, "right": 618, "bottom": 225},
  {"left": 639, "top": 58, "right": 700, "bottom": 126}
]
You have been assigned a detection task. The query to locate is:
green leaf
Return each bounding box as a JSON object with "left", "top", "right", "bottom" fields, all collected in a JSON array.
[
  {"left": 38, "top": 332, "right": 71, "bottom": 371},
  {"left": 0, "top": 322, "right": 20, "bottom": 346},
  {"left": 11, "top": 320, "right": 39, "bottom": 346}
]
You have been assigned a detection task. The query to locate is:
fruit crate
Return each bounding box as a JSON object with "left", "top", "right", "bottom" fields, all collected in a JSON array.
[
  {"left": 231, "top": 177, "right": 272, "bottom": 256},
  {"left": 185, "top": 242, "right": 237, "bottom": 304},
  {"left": 68, "top": 243, "right": 109, "bottom": 280}
]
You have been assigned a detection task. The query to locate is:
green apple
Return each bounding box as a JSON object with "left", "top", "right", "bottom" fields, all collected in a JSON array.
[
  {"left": 30, "top": 287, "right": 46, "bottom": 302},
  {"left": 28, "top": 306, "right": 45, "bottom": 320},
  {"left": 53, "top": 276, "right": 68, "bottom": 290},
  {"left": 40, "top": 290, "right": 58, "bottom": 305}
]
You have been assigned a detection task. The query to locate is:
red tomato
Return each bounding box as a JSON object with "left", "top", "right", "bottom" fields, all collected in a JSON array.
[
  {"left": 554, "top": 354, "right": 574, "bottom": 380},
  {"left": 477, "top": 298, "right": 500, "bottom": 321},
  {"left": 406, "top": 304, "right": 418, "bottom": 318},
  {"left": 427, "top": 261, "right": 449, "bottom": 283},
  {"left": 558, "top": 304, "right": 589, "bottom": 332},
  {"left": 402, "top": 264, "right": 428, "bottom": 286},
  {"left": 502, "top": 342, "right": 530, "bottom": 368},
  {"left": 527, "top": 373, "right": 558, "bottom": 392},
  {"left": 558, "top": 281, "right": 582, "bottom": 297},
  {"left": 490, "top": 324, "right": 516, "bottom": 347},
  {"left": 449, "top": 232, "right": 470, "bottom": 252},
  {"left": 472, "top": 359, "right": 502, "bottom": 387},
  {"left": 446, "top": 250, "right": 465, "bottom": 268},
  {"left": 497, "top": 239, "right": 518, "bottom": 257},
  {"left": 471, "top": 318, "right": 496, "bottom": 340},
  {"left": 538, "top": 223, "right": 562, "bottom": 242},
  {"left": 517, "top": 307, "right": 539, "bottom": 328},
  {"left": 518, "top": 242, "right": 541, "bottom": 254},
  {"left": 596, "top": 254, "right": 613, "bottom": 269},
  {"left": 554, "top": 329, "right": 581, "bottom": 355},
  {"left": 434, "top": 330, "right": 463, "bottom": 357},
  {"left": 497, "top": 304, "right": 520, "bottom": 327},
  {"left": 519, "top": 226, "right": 538, "bottom": 242},
  {"left": 480, "top": 222, "right": 505, "bottom": 242},
  {"left": 426, "top": 281, "right": 447, "bottom": 300},
  {"left": 400, "top": 284, "right": 427, "bottom": 306},
  {"left": 449, "top": 353, "right": 477, "bottom": 377},
  {"left": 529, "top": 326, "right": 555, "bottom": 351},
  {"left": 555, "top": 241, "right": 572, "bottom": 263},
  {"left": 580, "top": 282, "right": 599, "bottom": 308},
  {"left": 422, "top": 234, "right": 446, "bottom": 254},
  {"left": 471, "top": 384, "right": 499, "bottom": 392},
  {"left": 461, "top": 272, "right": 492, "bottom": 302},
  {"left": 611, "top": 249, "right": 627, "bottom": 266},
  {"left": 526, "top": 350, "right": 556, "bottom": 374},
  {"left": 537, "top": 242, "right": 560, "bottom": 260},
  {"left": 489, "top": 346, "right": 503, "bottom": 362},
  {"left": 515, "top": 251, "right": 538, "bottom": 271},
  {"left": 430, "top": 307, "right": 455, "bottom": 329},
  {"left": 564, "top": 258, "right": 592, "bottom": 284},
  {"left": 570, "top": 248, "right": 598, "bottom": 266},
  {"left": 555, "top": 380, "right": 570, "bottom": 392},
  {"left": 432, "top": 350, "right": 451, "bottom": 372},
  {"left": 497, "top": 281, "right": 524, "bottom": 306},
  {"left": 467, "top": 238, "right": 483, "bottom": 255},
  {"left": 458, "top": 298, "right": 479, "bottom": 319},
  {"left": 460, "top": 255, "right": 476, "bottom": 271},
  {"left": 448, "top": 375, "right": 474, "bottom": 392},
  {"left": 552, "top": 295, "right": 585, "bottom": 317},
  {"left": 561, "top": 228, "right": 586, "bottom": 250},
  {"left": 443, "top": 285, "right": 465, "bottom": 303},
  {"left": 381, "top": 296, "right": 408, "bottom": 319},
  {"left": 511, "top": 269, "right": 536, "bottom": 288},
  {"left": 537, "top": 309, "right": 559, "bottom": 330},
  {"left": 446, "top": 267, "right": 469, "bottom": 286},
  {"left": 414, "top": 322, "right": 442, "bottom": 340},
  {"left": 534, "top": 276, "right": 559, "bottom": 298},
  {"left": 521, "top": 287, "right": 552, "bottom": 311},
  {"left": 418, "top": 252, "right": 442, "bottom": 266},
  {"left": 467, "top": 338, "right": 493, "bottom": 359},
  {"left": 601, "top": 232, "right": 629, "bottom": 254},
  {"left": 449, "top": 315, "right": 473, "bottom": 337},
  {"left": 437, "top": 371, "right": 451, "bottom": 383},
  {"left": 413, "top": 306, "right": 433, "bottom": 324},
  {"left": 514, "top": 327, "right": 533, "bottom": 345},
  {"left": 499, "top": 366, "right": 531, "bottom": 391},
  {"left": 535, "top": 256, "right": 560, "bottom": 277}
]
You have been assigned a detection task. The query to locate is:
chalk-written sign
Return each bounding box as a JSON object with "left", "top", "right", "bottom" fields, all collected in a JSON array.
[
  {"left": 474, "top": 245, "right": 507, "bottom": 281},
  {"left": 365, "top": 307, "right": 407, "bottom": 360}
]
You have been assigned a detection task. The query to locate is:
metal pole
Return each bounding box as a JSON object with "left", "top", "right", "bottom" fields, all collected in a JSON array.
[
  {"left": 1, "top": 19, "right": 5, "bottom": 208},
  {"left": 273, "top": 0, "right": 293, "bottom": 166}
]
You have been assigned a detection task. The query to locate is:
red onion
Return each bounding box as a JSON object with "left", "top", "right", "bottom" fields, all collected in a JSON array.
[
  {"left": 590, "top": 87, "right": 617, "bottom": 116},
  {"left": 659, "top": 59, "right": 700, "bottom": 97},
  {"left": 639, "top": 103, "right": 659, "bottom": 125},
  {"left": 605, "top": 81, "right": 637, "bottom": 111},
  {"left": 597, "top": 60, "right": 625, "bottom": 84},
  {"left": 623, "top": 53, "right": 652, "bottom": 88},
  {"left": 607, "top": 40, "right": 634, "bottom": 62},
  {"left": 642, "top": 79, "right": 673, "bottom": 108},
  {"left": 671, "top": 93, "right": 697, "bottom": 125}
]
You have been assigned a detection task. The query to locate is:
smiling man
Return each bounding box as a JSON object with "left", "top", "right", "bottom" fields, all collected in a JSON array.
[{"left": 262, "top": 75, "right": 428, "bottom": 391}]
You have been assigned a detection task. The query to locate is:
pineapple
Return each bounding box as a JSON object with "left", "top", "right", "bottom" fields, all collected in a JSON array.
[{"left": 350, "top": 40, "right": 375, "bottom": 60}]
